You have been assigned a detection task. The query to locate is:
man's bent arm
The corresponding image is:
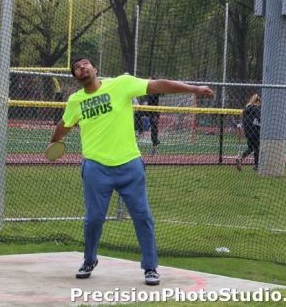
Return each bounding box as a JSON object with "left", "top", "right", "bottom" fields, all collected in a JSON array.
[{"left": 51, "top": 119, "right": 72, "bottom": 143}]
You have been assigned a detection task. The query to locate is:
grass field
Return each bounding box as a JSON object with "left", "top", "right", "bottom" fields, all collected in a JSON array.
[
  {"left": 7, "top": 125, "right": 241, "bottom": 155},
  {"left": 2, "top": 164, "right": 286, "bottom": 265}
]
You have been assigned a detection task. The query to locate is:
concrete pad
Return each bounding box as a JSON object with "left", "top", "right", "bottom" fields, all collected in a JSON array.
[{"left": 0, "top": 252, "right": 285, "bottom": 306}]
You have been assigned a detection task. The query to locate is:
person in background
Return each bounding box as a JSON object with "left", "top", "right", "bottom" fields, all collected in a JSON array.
[
  {"left": 236, "top": 94, "right": 261, "bottom": 171},
  {"left": 133, "top": 96, "right": 144, "bottom": 138},
  {"left": 147, "top": 76, "right": 161, "bottom": 155},
  {"left": 125, "top": 72, "right": 145, "bottom": 138},
  {"left": 52, "top": 77, "right": 64, "bottom": 125},
  {"left": 235, "top": 121, "right": 243, "bottom": 144},
  {"left": 48, "top": 57, "right": 214, "bottom": 286}
]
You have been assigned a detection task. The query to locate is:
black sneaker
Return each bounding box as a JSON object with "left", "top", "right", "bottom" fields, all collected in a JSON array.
[
  {"left": 145, "top": 269, "right": 160, "bottom": 285},
  {"left": 76, "top": 259, "right": 98, "bottom": 279}
]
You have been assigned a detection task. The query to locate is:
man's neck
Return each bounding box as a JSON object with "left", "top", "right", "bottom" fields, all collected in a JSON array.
[{"left": 84, "top": 79, "right": 102, "bottom": 94}]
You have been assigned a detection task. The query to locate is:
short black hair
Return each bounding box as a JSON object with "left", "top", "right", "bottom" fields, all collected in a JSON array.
[{"left": 70, "top": 57, "right": 96, "bottom": 76}]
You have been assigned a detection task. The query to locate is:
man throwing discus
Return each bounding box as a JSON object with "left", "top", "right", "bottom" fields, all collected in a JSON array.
[{"left": 49, "top": 57, "right": 214, "bottom": 285}]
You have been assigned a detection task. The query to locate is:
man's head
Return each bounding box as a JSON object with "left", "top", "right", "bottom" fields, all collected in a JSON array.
[
  {"left": 71, "top": 57, "right": 98, "bottom": 89},
  {"left": 71, "top": 57, "right": 101, "bottom": 92},
  {"left": 71, "top": 57, "right": 96, "bottom": 76}
]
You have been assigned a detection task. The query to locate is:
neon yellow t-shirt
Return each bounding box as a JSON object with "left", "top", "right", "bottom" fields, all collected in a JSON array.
[{"left": 63, "top": 74, "right": 148, "bottom": 166}]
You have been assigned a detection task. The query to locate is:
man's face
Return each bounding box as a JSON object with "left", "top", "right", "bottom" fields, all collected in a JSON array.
[{"left": 72, "top": 59, "right": 97, "bottom": 84}]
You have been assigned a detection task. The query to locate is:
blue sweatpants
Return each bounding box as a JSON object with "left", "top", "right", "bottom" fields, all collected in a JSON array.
[{"left": 81, "top": 157, "right": 158, "bottom": 271}]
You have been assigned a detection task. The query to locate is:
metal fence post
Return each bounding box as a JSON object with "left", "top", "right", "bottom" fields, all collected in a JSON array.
[{"left": 0, "top": 0, "right": 14, "bottom": 228}]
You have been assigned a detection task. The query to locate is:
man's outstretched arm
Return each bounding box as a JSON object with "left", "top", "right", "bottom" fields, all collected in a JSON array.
[{"left": 147, "top": 79, "right": 214, "bottom": 97}]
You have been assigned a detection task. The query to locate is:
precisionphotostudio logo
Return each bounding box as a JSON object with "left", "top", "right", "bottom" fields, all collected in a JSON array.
[{"left": 70, "top": 287, "right": 286, "bottom": 303}]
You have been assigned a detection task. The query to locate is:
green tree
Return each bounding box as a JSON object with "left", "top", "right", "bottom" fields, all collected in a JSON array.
[
  {"left": 11, "top": 0, "right": 112, "bottom": 67},
  {"left": 217, "top": 0, "right": 263, "bottom": 82}
]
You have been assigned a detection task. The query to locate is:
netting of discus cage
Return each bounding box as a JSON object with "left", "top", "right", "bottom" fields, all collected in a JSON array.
[
  {"left": 3, "top": 87, "right": 286, "bottom": 264},
  {"left": 1, "top": 0, "right": 286, "bottom": 265}
]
